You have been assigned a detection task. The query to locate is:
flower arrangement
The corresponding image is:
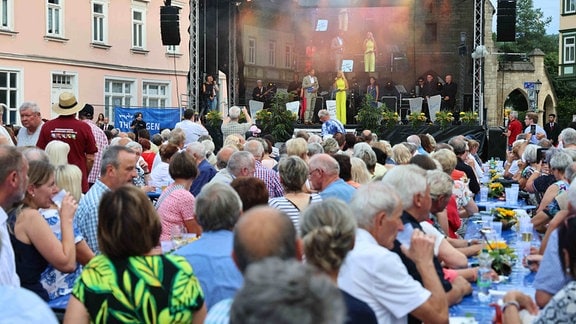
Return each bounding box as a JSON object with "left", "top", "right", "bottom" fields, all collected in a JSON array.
[
  {"left": 488, "top": 182, "right": 504, "bottom": 198},
  {"left": 435, "top": 111, "right": 454, "bottom": 128},
  {"left": 486, "top": 240, "right": 516, "bottom": 276},
  {"left": 205, "top": 110, "right": 223, "bottom": 129},
  {"left": 408, "top": 112, "right": 427, "bottom": 128},
  {"left": 381, "top": 110, "right": 400, "bottom": 128},
  {"left": 460, "top": 111, "right": 479, "bottom": 125},
  {"left": 255, "top": 109, "right": 272, "bottom": 123},
  {"left": 492, "top": 207, "right": 517, "bottom": 230},
  {"left": 356, "top": 94, "right": 386, "bottom": 133}
]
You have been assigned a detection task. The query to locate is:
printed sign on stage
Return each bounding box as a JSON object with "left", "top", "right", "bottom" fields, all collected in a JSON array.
[{"left": 114, "top": 107, "right": 182, "bottom": 135}]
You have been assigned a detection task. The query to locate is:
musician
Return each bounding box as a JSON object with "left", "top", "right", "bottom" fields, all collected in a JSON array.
[
  {"left": 252, "top": 80, "right": 267, "bottom": 102},
  {"left": 441, "top": 74, "right": 457, "bottom": 114},
  {"left": 366, "top": 77, "right": 379, "bottom": 107},
  {"left": 264, "top": 82, "right": 277, "bottom": 108},
  {"left": 287, "top": 74, "right": 302, "bottom": 102},
  {"left": 421, "top": 74, "right": 441, "bottom": 122},
  {"left": 414, "top": 77, "right": 425, "bottom": 97},
  {"left": 202, "top": 74, "right": 219, "bottom": 113}
]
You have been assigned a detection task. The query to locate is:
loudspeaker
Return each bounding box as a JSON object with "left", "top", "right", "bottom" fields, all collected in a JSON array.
[
  {"left": 496, "top": 0, "right": 516, "bottom": 42},
  {"left": 487, "top": 127, "right": 507, "bottom": 161},
  {"left": 160, "top": 6, "right": 181, "bottom": 46}
]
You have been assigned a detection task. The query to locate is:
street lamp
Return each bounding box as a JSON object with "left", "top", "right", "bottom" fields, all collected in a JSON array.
[{"left": 533, "top": 79, "right": 542, "bottom": 111}]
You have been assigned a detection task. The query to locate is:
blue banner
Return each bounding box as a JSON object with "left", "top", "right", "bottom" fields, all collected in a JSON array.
[{"left": 114, "top": 107, "right": 182, "bottom": 135}]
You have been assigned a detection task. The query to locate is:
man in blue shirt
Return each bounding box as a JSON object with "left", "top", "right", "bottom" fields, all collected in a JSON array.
[
  {"left": 318, "top": 109, "right": 345, "bottom": 138},
  {"left": 308, "top": 153, "right": 355, "bottom": 203},
  {"left": 524, "top": 112, "right": 547, "bottom": 144},
  {"left": 186, "top": 142, "right": 217, "bottom": 196}
]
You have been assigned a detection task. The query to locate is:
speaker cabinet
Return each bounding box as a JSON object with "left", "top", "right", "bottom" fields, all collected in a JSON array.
[
  {"left": 487, "top": 127, "right": 507, "bottom": 161},
  {"left": 497, "top": 0, "right": 516, "bottom": 42},
  {"left": 161, "top": 6, "right": 181, "bottom": 46}
]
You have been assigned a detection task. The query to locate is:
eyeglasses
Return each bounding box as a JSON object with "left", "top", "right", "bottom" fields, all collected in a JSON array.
[{"left": 308, "top": 168, "right": 321, "bottom": 177}]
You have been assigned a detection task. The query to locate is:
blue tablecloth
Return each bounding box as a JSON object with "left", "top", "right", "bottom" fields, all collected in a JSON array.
[
  {"left": 449, "top": 216, "right": 536, "bottom": 323},
  {"left": 475, "top": 198, "right": 537, "bottom": 211}
]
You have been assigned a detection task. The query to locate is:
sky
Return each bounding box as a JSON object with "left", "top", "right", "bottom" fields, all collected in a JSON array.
[{"left": 533, "top": 0, "right": 560, "bottom": 34}]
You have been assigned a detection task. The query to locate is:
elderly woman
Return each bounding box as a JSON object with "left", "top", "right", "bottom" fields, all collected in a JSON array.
[
  {"left": 515, "top": 144, "right": 539, "bottom": 189},
  {"left": 45, "top": 140, "right": 70, "bottom": 166},
  {"left": 392, "top": 143, "right": 412, "bottom": 165},
  {"left": 64, "top": 186, "right": 206, "bottom": 323},
  {"left": 268, "top": 156, "right": 322, "bottom": 234},
  {"left": 156, "top": 151, "right": 201, "bottom": 240},
  {"left": 286, "top": 137, "right": 309, "bottom": 161},
  {"left": 8, "top": 160, "right": 77, "bottom": 301},
  {"left": 531, "top": 151, "right": 572, "bottom": 232},
  {"left": 300, "top": 199, "right": 377, "bottom": 323}
]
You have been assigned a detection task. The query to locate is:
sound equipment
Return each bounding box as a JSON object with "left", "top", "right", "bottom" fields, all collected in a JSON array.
[
  {"left": 497, "top": 0, "right": 516, "bottom": 42},
  {"left": 487, "top": 127, "right": 507, "bottom": 161},
  {"left": 160, "top": 6, "right": 181, "bottom": 46}
]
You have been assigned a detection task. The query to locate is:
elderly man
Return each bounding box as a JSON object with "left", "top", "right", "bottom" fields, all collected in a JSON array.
[
  {"left": 16, "top": 102, "right": 44, "bottom": 147},
  {"left": 0, "top": 146, "right": 28, "bottom": 286},
  {"left": 559, "top": 127, "right": 576, "bottom": 150},
  {"left": 448, "top": 136, "right": 480, "bottom": 195},
  {"left": 308, "top": 153, "right": 355, "bottom": 203},
  {"left": 318, "top": 109, "right": 345, "bottom": 138},
  {"left": 79, "top": 104, "right": 109, "bottom": 187},
  {"left": 209, "top": 145, "right": 239, "bottom": 185},
  {"left": 227, "top": 151, "right": 256, "bottom": 180},
  {"left": 339, "top": 182, "right": 449, "bottom": 323},
  {"left": 382, "top": 165, "right": 471, "bottom": 311},
  {"left": 37, "top": 92, "right": 98, "bottom": 193},
  {"left": 407, "top": 134, "right": 427, "bottom": 155},
  {"left": 175, "top": 109, "right": 209, "bottom": 145},
  {"left": 244, "top": 140, "right": 283, "bottom": 198},
  {"left": 205, "top": 206, "right": 302, "bottom": 322},
  {"left": 186, "top": 142, "right": 217, "bottom": 196},
  {"left": 74, "top": 146, "right": 138, "bottom": 253},
  {"left": 221, "top": 106, "right": 253, "bottom": 140},
  {"left": 175, "top": 183, "right": 244, "bottom": 309}
]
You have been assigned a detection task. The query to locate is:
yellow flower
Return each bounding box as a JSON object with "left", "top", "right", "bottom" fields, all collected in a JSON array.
[{"left": 460, "top": 112, "right": 465, "bottom": 115}]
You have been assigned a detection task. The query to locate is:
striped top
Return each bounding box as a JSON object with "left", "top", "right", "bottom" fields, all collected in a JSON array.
[{"left": 268, "top": 194, "right": 322, "bottom": 235}]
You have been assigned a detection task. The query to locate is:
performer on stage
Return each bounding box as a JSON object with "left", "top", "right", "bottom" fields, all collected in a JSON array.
[
  {"left": 334, "top": 71, "right": 348, "bottom": 125},
  {"left": 441, "top": 74, "right": 457, "bottom": 111},
  {"left": 202, "top": 74, "right": 219, "bottom": 114},
  {"left": 302, "top": 69, "right": 319, "bottom": 124},
  {"left": 421, "top": 74, "right": 441, "bottom": 122},
  {"left": 252, "top": 80, "right": 267, "bottom": 102},
  {"left": 367, "top": 77, "right": 379, "bottom": 107},
  {"left": 363, "top": 32, "right": 377, "bottom": 73},
  {"left": 331, "top": 31, "right": 345, "bottom": 72}
]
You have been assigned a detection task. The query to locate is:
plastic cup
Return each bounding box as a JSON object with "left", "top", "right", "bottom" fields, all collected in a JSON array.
[
  {"left": 491, "top": 221, "right": 503, "bottom": 238},
  {"left": 505, "top": 187, "right": 519, "bottom": 206},
  {"left": 480, "top": 187, "right": 489, "bottom": 202}
]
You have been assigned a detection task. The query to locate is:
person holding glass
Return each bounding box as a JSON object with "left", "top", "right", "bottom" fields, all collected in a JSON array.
[
  {"left": 334, "top": 71, "right": 349, "bottom": 125},
  {"left": 64, "top": 185, "right": 206, "bottom": 323}
]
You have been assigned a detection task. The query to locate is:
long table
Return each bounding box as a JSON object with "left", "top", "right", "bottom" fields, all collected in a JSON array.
[{"left": 449, "top": 216, "right": 537, "bottom": 323}]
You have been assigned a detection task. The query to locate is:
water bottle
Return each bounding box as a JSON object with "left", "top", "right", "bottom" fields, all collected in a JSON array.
[{"left": 477, "top": 248, "right": 492, "bottom": 302}]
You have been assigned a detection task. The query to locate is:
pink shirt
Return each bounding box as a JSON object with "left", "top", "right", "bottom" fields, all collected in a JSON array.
[{"left": 156, "top": 184, "right": 196, "bottom": 241}]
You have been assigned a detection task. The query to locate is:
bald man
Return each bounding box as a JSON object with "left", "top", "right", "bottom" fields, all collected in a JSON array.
[
  {"left": 308, "top": 153, "right": 356, "bottom": 203},
  {"left": 205, "top": 206, "right": 302, "bottom": 323}
]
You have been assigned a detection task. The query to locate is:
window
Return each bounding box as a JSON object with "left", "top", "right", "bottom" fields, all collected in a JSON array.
[
  {"left": 143, "top": 82, "right": 169, "bottom": 107},
  {"left": 92, "top": 1, "right": 107, "bottom": 43},
  {"left": 284, "top": 44, "right": 293, "bottom": 69},
  {"left": 248, "top": 38, "right": 256, "bottom": 64},
  {"left": 46, "top": 0, "right": 63, "bottom": 37},
  {"left": 132, "top": 9, "right": 145, "bottom": 49},
  {"left": 0, "top": 70, "right": 19, "bottom": 124},
  {"left": 564, "top": 36, "right": 576, "bottom": 64},
  {"left": 565, "top": 0, "right": 576, "bottom": 14},
  {"left": 0, "top": 0, "right": 13, "bottom": 30},
  {"left": 104, "top": 79, "right": 134, "bottom": 119},
  {"left": 166, "top": 45, "right": 180, "bottom": 55},
  {"left": 268, "top": 41, "right": 276, "bottom": 67}
]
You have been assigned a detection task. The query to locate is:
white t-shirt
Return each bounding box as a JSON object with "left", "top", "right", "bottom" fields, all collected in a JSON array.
[
  {"left": 16, "top": 123, "right": 43, "bottom": 147},
  {"left": 174, "top": 119, "right": 209, "bottom": 145},
  {"left": 0, "top": 208, "right": 19, "bottom": 286},
  {"left": 419, "top": 221, "right": 443, "bottom": 256},
  {"left": 338, "top": 229, "right": 431, "bottom": 324}
]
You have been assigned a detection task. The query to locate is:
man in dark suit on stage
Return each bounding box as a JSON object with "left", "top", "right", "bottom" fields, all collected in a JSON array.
[
  {"left": 99, "top": 117, "right": 114, "bottom": 131},
  {"left": 544, "top": 113, "right": 560, "bottom": 146},
  {"left": 441, "top": 74, "right": 458, "bottom": 122}
]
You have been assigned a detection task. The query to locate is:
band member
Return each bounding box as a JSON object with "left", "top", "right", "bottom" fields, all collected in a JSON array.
[
  {"left": 252, "top": 80, "right": 267, "bottom": 102},
  {"left": 441, "top": 74, "right": 457, "bottom": 113}
]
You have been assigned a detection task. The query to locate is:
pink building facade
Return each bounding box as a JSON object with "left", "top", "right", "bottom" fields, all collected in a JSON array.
[{"left": 0, "top": 0, "right": 188, "bottom": 125}]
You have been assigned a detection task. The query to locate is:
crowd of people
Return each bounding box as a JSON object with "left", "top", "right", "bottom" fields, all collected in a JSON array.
[{"left": 1, "top": 93, "right": 576, "bottom": 323}]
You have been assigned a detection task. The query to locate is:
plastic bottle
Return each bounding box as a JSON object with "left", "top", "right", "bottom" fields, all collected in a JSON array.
[{"left": 477, "top": 248, "right": 493, "bottom": 302}]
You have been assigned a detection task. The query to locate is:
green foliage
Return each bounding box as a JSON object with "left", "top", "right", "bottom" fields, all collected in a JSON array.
[
  {"left": 556, "top": 97, "right": 576, "bottom": 128},
  {"left": 259, "top": 92, "right": 297, "bottom": 142},
  {"left": 356, "top": 94, "right": 385, "bottom": 133}
]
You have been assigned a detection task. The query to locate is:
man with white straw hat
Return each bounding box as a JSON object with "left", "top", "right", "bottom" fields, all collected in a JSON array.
[{"left": 37, "top": 92, "right": 97, "bottom": 193}]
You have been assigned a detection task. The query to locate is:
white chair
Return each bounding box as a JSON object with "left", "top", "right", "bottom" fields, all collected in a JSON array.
[
  {"left": 286, "top": 101, "right": 300, "bottom": 116},
  {"left": 325, "top": 100, "right": 337, "bottom": 119},
  {"left": 427, "top": 95, "right": 442, "bottom": 122},
  {"left": 248, "top": 100, "right": 264, "bottom": 119},
  {"left": 407, "top": 97, "right": 423, "bottom": 115}
]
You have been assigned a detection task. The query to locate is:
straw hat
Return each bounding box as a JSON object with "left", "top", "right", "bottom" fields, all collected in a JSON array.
[{"left": 52, "top": 92, "right": 84, "bottom": 116}]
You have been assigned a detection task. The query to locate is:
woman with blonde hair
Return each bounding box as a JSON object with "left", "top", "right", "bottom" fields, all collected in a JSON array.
[
  {"left": 363, "top": 32, "right": 377, "bottom": 73},
  {"left": 65, "top": 186, "right": 206, "bottom": 323},
  {"left": 300, "top": 199, "right": 377, "bottom": 323},
  {"left": 45, "top": 140, "right": 70, "bottom": 166},
  {"left": 9, "top": 160, "right": 77, "bottom": 301},
  {"left": 286, "top": 137, "right": 308, "bottom": 161},
  {"left": 350, "top": 156, "right": 372, "bottom": 185},
  {"left": 334, "top": 71, "right": 349, "bottom": 124},
  {"left": 392, "top": 143, "right": 411, "bottom": 165}
]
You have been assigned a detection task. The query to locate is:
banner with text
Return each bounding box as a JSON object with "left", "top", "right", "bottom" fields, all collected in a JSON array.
[{"left": 114, "top": 107, "right": 182, "bottom": 135}]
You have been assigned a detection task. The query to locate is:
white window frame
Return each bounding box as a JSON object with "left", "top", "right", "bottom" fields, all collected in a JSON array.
[
  {"left": 0, "top": 0, "right": 14, "bottom": 31},
  {"left": 248, "top": 37, "right": 256, "bottom": 64},
  {"left": 0, "top": 68, "right": 22, "bottom": 125},
  {"left": 564, "top": 36, "right": 576, "bottom": 64},
  {"left": 284, "top": 44, "right": 293, "bottom": 69},
  {"left": 131, "top": 7, "right": 146, "bottom": 49},
  {"left": 166, "top": 45, "right": 180, "bottom": 55},
  {"left": 565, "top": 0, "right": 576, "bottom": 14},
  {"left": 46, "top": 0, "right": 64, "bottom": 37},
  {"left": 104, "top": 78, "right": 136, "bottom": 122},
  {"left": 142, "top": 81, "right": 171, "bottom": 108},
  {"left": 91, "top": 1, "right": 108, "bottom": 43},
  {"left": 268, "top": 40, "right": 276, "bottom": 67}
]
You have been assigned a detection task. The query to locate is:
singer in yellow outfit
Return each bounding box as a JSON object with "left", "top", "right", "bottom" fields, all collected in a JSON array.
[
  {"left": 363, "top": 32, "right": 377, "bottom": 72},
  {"left": 334, "top": 71, "right": 348, "bottom": 125}
]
